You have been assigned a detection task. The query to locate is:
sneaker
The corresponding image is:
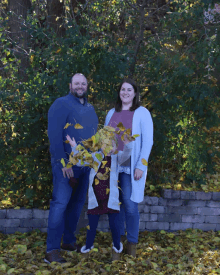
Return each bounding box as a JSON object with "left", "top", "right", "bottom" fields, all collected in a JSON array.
[
  {"left": 44, "top": 249, "right": 67, "bottom": 264},
  {"left": 61, "top": 242, "right": 81, "bottom": 252}
]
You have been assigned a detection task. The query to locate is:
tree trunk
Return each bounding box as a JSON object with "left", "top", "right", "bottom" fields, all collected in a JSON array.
[
  {"left": 8, "top": 0, "right": 31, "bottom": 81},
  {"left": 47, "top": 0, "right": 65, "bottom": 37}
]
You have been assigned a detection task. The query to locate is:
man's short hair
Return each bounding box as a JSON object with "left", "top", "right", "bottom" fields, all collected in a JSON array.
[{"left": 70, "top": 73, "right": 87, "bottom": 84}]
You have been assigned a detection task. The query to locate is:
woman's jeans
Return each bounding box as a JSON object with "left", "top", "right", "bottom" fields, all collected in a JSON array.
[
  {"left": 86, "top": 213, "right": 121, "bottom": 250},
  {"left": 46, "top": 160, "right": 90, "bottom": 253},
  {"left": 118, "top": 172, "right": 139, "bottom": 244}
]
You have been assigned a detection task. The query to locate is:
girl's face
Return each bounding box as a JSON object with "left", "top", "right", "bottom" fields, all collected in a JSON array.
[{"left": 101, "top": 139, "right": 117, "bottom": 156}]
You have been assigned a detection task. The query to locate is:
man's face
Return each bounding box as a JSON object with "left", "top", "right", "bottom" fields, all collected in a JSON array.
[{"left": 70, "top": 74, "right": 88, "bottom": 98}]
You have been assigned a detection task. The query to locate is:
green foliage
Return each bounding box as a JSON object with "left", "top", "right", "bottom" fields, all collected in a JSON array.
[{"left": 0, "top": 0, "right": 220, "bottom": 208}]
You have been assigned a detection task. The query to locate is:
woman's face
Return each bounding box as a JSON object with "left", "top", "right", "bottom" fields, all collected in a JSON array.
[{"left": 119, "top": 82, "right": 136, "bottom": 106}]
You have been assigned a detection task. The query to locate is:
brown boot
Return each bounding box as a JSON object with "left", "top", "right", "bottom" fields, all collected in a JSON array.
[
  {"left": 44, "top": 249, "right": 67, "bottom": 264},
  {"left": 112, "top": 242, "right": 123, "bottom": 262},
  {"left": 120, "top": 235, "right": 127, "bottom": 243},
  {"left": 127, "top": 242, "right": 136, "bottom": 257}
]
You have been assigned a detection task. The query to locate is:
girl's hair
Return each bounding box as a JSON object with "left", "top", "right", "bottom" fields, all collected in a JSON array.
[{"left": 115, "top": 78, "right": 141, "bottom": 112}]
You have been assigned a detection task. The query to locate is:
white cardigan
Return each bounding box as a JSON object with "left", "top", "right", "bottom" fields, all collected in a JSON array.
[
  {"left": 72, "top": 143, "right": 133, "bottom": 210},
  {"left": 104, "top": 106, "right": 154, "bottom": 203}
]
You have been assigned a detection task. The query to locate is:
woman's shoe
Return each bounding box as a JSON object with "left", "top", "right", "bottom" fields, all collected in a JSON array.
[
  {"left": 127, "top": 242, "right": 136, "bottom": 257},
  {"left": 112, "top": 242, "right": 123, "bottom": 261},
  {"left": 80, "top": 245, "right": 94, "bottom": 258}
]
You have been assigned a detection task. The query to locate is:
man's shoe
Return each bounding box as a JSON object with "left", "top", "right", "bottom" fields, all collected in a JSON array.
[
  {"left": 61, "top": 243, "right": 81, "bottom": 252},
  {"left": 127, "top": 242, "right": 136, "bottom": 257},
  {"left": 44, "top": 249, "right": 67, "bottom": 264}
]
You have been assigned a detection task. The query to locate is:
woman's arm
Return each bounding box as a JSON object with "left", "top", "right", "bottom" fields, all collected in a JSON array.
[{"left": 135, "top": 108, "right": 154, "bottom": 172}]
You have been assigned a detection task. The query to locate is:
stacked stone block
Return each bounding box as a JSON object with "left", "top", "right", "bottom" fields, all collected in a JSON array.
[{"left": 1, "top": 189, "right": 220, "bottom": 234}]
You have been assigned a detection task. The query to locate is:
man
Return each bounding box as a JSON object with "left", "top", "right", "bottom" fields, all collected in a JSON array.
[{"left": 44, "top": 73, "right": 99, "bottom": 264}]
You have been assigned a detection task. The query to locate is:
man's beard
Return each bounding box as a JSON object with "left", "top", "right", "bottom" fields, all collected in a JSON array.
[{"left": 71, "top": 88, "right": 87, "bottom": 99}]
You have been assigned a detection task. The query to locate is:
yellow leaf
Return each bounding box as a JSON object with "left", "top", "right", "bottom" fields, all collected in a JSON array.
[
  {"left": 101, "top": 161, "right": 107, "bottom": 168},
  {"left": 117, "top": 186, "right": 124, "bottom": 194},
  {"left": 118, "top": 202, "right": 122, "bottom": 205},
  {"left": 95, "top": 153, "right": 103, "bottom": 162},
  {"left": 74, "top": 123, "right": 83, "bottom": 129},
  {"left": 106, "top": 188, "right": 110, "bottom": 195},
  {"left": 86, "top": 225, "right": 90, "bottom": 230},
  {"left": 95, "top": 179, "right": 99, "bottom": 185},
  {"left": 56, "top": 48, "right": 61, "bottom": 53},
  {"left": 124, "top": 128, "right": 131, "bottom": 135},
  {"left": 141, "top": 158, "right": 148, "bottom": 166},
  {"left": 64, "top": 123, "right": 73, "bottom": 129},
  {"left": 60, "top": 158, "right": 66, "bottom": 168},
  {"left": 103, "top": 126, "right": 116, "bottom": 132},
  {"left": 14, "top": 206, "right": 20, "bottom": 209},
  {"left": 76, "top": 144, "right": 84, "bottom": 151},
  {"left": 93, "top": 161, "right": 99, "bottom": 173},
  {"left": 66, "top": 163, "right": 72, "bottom": 169},
  {"left": 97, "top": 172, "right": 109, "bottom": 180},
  {"left": 64, "top": 140, "right": 70, "bottom": 144},
  {"left": 133, "top": 134, "right": 140, "bottom": 138},
  {"left": 30, "top": 55, "right": 34, "bottom": 63},
  {"left": 116, "top": 122, "right": 126, "bottom": 131}
]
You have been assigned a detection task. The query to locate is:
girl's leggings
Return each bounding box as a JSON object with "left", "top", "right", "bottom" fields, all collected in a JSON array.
[{"left": 86, "top": 213, "right": 121, "bottom": 250}]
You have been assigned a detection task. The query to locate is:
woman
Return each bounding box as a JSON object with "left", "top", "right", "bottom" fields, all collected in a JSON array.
[{"left": 104, "top": 78, "right": 153, "bottom": 257}]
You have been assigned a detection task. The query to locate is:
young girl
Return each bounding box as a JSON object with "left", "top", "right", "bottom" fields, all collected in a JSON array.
[{"left": 66, "top": 132, "right": 133, "bottom": 261}]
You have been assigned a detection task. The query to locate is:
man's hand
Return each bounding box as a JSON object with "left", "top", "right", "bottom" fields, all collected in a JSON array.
[
  {"left": 134, "top": 168, "right": 143, "bottom": 181},
  {"left": 62, "top": 167, "right": 74, "bottom": 179}
]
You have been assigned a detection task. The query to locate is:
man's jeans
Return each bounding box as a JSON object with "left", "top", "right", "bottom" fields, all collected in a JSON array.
[
  {"left": 46, "top": 161, "right": 90, "bottom": 253},
  {"left": 118, "top": 172, "right": 139, "bottom": 244}
]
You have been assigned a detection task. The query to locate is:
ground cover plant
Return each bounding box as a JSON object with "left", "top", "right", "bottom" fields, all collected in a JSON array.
[{"left": 1, "top": 228, "right": 220, "bottom": 274}]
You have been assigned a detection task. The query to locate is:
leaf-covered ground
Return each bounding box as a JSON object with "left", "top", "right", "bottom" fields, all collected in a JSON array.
[{"left": 1, "top": 228, "right": 220, "bottom": 274}]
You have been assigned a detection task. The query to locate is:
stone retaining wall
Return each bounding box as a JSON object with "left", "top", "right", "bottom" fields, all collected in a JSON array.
[{"left": 1, "top": 189, "right": 220, "bottom": 234}]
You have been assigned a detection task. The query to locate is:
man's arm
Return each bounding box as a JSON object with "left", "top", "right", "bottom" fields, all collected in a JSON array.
[{"left": 48, "top": 98, "right": 69, "bottom": 163}]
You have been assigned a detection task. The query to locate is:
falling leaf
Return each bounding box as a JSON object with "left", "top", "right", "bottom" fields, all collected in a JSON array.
[
  {"left": 106, "top": 188, "right": 110, "bottom": 195},
  {"left": 103, "top": 126, "right": 115, "bottom": 132},
  {"left": 64, "top": 123, "right": 73, "bottom": 129},
  {"left": 56, "top": 48, "right": 61, "bottom": 53},
  {"left": 101, "top": 161, "right": 107, "bottom": 168},
  {"left": 133, "top": 134, "right": 140, "bottom": 138},
  {"left": 66, "top": 163, "right": 72, "bottom": 169},
  {"left": 74, "top": 123, "right": 83, "bottom": 129},
  {"left": 95, "top": 153, "right": 103, "bottom": 162},
  {"left": 117, "top": 186, "right": 124, "bottom": 194},
  {"left": 116, "top": 122, "right": 126, "bottom": 131},
  {"left": 115, "top": 129, "right": 121, "bottom": 135},
  {"left": 141, "top": 158, "right": 148, "bottom": 166},
  {"left": 124, "top": 128, "right": 131, "bottom": 135},
  {"left": 86, "top": 225, "right": 90, "bottom": 230},
  {"left": 105, "top": 167, "right": 111, "bottom": 174},
  {"left": 118, "top": 202, "right": 122, "bottom": 205},
  {"left": 97, "top": 172, "right": 109, "bottom": 180},
  {"left": 60, "top": 158, "right": 65, "bottom": 168},
  {"left": 95, "top": 179, "right": 99, "bottom": 185},
  {"left": 64, "top": 140, "right": 70, "bottom": 144},
  {"left": 76, "top": 144, "right": 84, "bottom": 151}
]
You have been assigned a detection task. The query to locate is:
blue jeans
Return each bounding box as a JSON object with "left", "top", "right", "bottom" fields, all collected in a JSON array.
[
  {"left": 46, "top": 161, "right": 90, "bottom": 252},
  {"left": 86, "top": 213, "right": 121, "bottom": 250},
  {"left": 118, "top": 172, "right": 139, "bottom": 244}
]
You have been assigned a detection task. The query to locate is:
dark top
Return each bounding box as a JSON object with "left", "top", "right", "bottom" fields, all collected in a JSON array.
[
  {"left": 48, "top": 93, "right": 98, "bottom": 166},
  {"left": 87, "top": 156, "right": 119, "bottom": 215}
]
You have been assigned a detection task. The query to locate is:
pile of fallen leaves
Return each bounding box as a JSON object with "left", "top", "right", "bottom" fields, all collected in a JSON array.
[{"left": 1, "top": 228, "right": 220, "bottom": 274}]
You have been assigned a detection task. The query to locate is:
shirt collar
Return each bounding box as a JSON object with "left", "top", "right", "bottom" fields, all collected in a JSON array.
[{"left": 69, "top": 92, "right": 87, "bottom": 105}]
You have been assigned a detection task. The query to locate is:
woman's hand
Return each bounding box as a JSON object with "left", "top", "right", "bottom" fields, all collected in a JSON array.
[
  {"left": 134, "top": 168, "right": 143, "bottom": 181},
  {"left": 66, "top": 135, "right": 76, "bottom": 147}
]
